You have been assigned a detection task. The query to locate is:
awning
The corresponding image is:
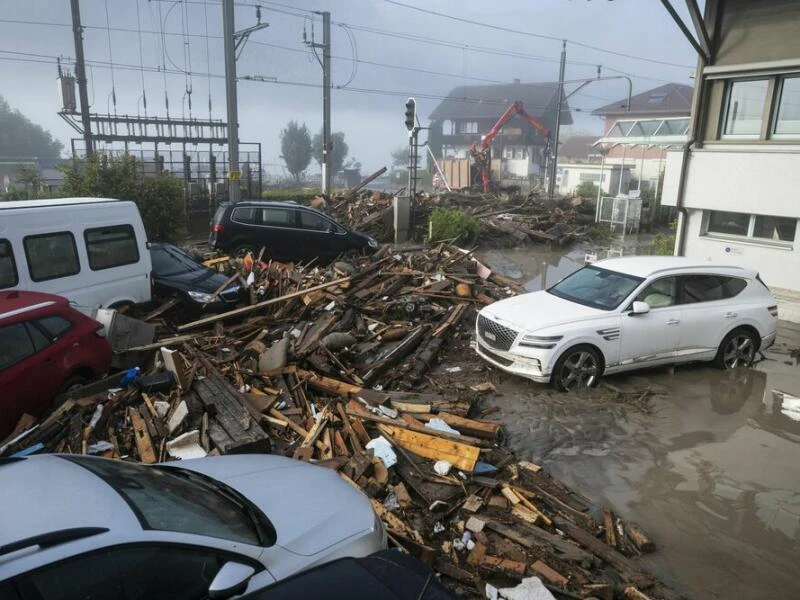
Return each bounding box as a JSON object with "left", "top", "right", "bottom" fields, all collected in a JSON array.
[{"left": 593, "top": 117, "right": 689, "bottom": 149}]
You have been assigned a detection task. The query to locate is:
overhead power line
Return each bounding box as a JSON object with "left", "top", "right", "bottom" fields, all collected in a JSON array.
[{"left": 383, "top": 0, "right": 695, "bottom": 70}]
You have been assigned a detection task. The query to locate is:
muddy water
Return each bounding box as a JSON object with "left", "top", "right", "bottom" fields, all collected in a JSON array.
[{"left": 477, "top": 243, "right": 800, "bottom": 600}]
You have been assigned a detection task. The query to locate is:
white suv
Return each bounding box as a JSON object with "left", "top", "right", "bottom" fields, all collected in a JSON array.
[{"left": 475, "top": 256, "right": 778, "bottom": 391}]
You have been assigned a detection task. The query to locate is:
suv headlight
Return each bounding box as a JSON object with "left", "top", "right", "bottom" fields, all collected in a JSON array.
[
  {"left": 188, "top": 290, "right": 216, "bottom": 303},
  {"left": 519, "top": 334, "right": 563, "bottom": 349}
]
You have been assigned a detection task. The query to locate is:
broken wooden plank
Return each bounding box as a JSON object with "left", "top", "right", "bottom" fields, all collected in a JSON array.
[
  {"left": 414, "top": 412, "right": 501, "bottom": 440},
  {"left": 129, "top": 408, "right": 156, "bottom": 464},
  {"left": 378, "top": 424, "right": 479, "bottom": 472},
  {"left": 531, "top": 560, "right": 568, "bottom": 587}
]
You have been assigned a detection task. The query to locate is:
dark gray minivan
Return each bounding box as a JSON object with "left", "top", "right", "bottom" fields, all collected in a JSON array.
[{"left": 209, "top": 201, "right": 379, "bottom": 262}]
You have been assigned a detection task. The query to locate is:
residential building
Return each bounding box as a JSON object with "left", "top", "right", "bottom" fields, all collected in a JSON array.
[
  {"left": 593, "top": 83, "right": 692, "bottom": 187},
  {"left": 555, "top": 163, "right": 631, "bottom": 197},
  {"left": 429, "top": 80, "right": 570, "bottom": 183},
  {"left": 661, "top": 0, "right": 800, "bottom": 321}
]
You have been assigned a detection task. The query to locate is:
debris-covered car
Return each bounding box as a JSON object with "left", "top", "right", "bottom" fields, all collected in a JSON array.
[
  {"left": 476, "top": 256, "right": 778, "bottom": 391},
  {"left": 0, "top": 454, "right": 386, "bottom": 599},
  {"left": 0, "top": 291, "right": 111, "bottom": 440},
  {"left": 209, "top": 200, "right": 379, "bottom": 262},
  {"left": 149, "top": 242, "right": 245, "bottom": 314}
]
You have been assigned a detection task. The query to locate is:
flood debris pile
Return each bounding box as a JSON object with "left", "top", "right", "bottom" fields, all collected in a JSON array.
[{"left": 1, "top": 244, "right": 677, "bottom": 600}]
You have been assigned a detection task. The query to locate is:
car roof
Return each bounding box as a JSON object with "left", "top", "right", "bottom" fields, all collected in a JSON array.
[
  {"left": 593, "top": 256, "right": 755, "bottom": 279},
  {"left": 0, "top": 197, "right": 127, "bottom": 210},
  {"left": 232, "top": 200, "right": 310, "bottom": 210},
  {"left": 0, "top": 456, "right": 139, "bottom": 548},
  {"left": 0, "top": 291, "right": 69, "bottom": 323}
]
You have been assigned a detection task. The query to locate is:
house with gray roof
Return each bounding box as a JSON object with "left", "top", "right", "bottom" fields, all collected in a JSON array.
[{"left": 429, "top": 80, "right": 571, "bottom": 183}]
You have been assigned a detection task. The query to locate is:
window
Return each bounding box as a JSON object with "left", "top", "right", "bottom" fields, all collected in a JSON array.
[
  {"left": 65, "top": 456, "right": 275, "bottom": 546},
  {"left": 647, "top": 92, "right": 668, "bottom": 104},
  {"left": 16, "top": 545, "right": 227, "bottom": 600},
  {"left": 0, "top": 239, "right": 17, "bottom": 289},
  {"left": 0, "top": 322, "right": 35, "bottom": 370},
  {"left": 753, "top": 215, "right": 797, "bottom": 242},
  {"left": 705, "top": 211, "right": 796, "bottom": 244},
  {"left": 299, "top": 210, "right": 330, "bottom": 232},
  {"left": 26, "top": 321, "right": 52, "bottom": 351},
  {"left": 84, "top": 225, "right": 139, "bottom": 271},
  {"left": 680, "top": 275, "right": 746, "bottom": 303},
  {"left": 707, "top": 211, "right": 750, "bottom": 236},
  {"left": 261, "top": 208, "right": 293, "bottom": 227},
  {"left": 579, "top": 173, "right": 602, "bottom": 183},
  {"left": 548, "top": 266, "right": 643, "bottom": 311},
  {"left": 231, "top": 207, "right": 258, "bottom": 225},
  {"left": 24, "top": 232, "right": 80, "bottom": 282},
  {"left": 36, "top": 315, "right": 74, "bottom": 340},
  {"left": 457, "top": 121, "right": 478, "bottom": 134},
  {"left": 773, "top": 76, "right": 800, "bottom": 138},
  {"left": 722, "top": 79, "right": 769, "bottom": 138},
  {"left": 636, "top": 277, "right": 677, "bottom": 308}
]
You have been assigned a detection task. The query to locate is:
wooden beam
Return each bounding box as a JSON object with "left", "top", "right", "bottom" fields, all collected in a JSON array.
[
  {"left": 378, "top": 424, "right": 479, "bottom": 472},
  {"left": 177, "top": 277, "right": 350, "bottom": 331}
]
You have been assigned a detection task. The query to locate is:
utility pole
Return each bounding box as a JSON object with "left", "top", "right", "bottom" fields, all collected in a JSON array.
[
  {"left": 548, "top": 40, "right": 567, "bottom": 201},
  {"left": 305, "top": 12, "right": 332, "bottom": 195},
  {"left": 222, "top": 0, "right": 241, "bottom": 203},
  {"left": 69, "top": 0, "right": 93, "bottom": 155}
]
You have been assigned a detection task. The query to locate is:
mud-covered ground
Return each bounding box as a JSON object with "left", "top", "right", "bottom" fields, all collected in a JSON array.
[{"left": 459, "top": 240, "right": 800, "bottom": 600}]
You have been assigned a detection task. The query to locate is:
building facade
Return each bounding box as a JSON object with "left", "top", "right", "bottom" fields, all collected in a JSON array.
[
  {"left": 429, "top": 81, "right": 570, "bottom": 184},
  {"left": 661, "top": 0, "right": 800, "bottom": 321}
]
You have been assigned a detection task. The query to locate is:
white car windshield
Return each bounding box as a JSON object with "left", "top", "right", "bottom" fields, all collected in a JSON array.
[{"left": 548, "top": 265, "right": 643, "bottom": 311}]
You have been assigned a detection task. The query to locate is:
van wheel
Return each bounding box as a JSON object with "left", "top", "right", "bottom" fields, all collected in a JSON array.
[
  {"left": 552, "top": 345, "right": 602, "bottom": 392},
  {"left": 714, "top": 327, "right": 758, "bottom": 369},
  {"left": 234, "top": 245, "right": 256, "bottom": 258}
]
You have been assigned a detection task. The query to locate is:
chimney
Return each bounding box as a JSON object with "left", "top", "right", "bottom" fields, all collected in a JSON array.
[{"left": 513, "top": 78, "right": 521, "bottom": 85}]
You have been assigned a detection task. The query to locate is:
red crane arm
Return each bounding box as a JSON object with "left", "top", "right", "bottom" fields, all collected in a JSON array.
[{"left": 478, "top": 101, "right": 551, "bottom": 150}]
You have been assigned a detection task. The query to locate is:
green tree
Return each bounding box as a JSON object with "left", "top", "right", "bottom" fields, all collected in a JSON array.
[
  {"left": 280, "top": 121, "right": 312, "bottom": 183},
  {"left": 59, "top": 154, "right": 185, "bottom": 242},
  {"left": 311, "top": 131, "right": 348, "bottom": 174},
  {"left": 0, "top": 96, "right": 63, "bottom": 158},
  {"left": 575, "top": 180, "right": 599, "bottom": 199},
  {"left": 390, "top": 146, "right": 408, "bottom": 168}
]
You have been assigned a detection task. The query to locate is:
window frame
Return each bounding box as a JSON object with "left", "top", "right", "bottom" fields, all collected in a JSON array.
[
  {"left": 714, "top": 73, "right": 800, "bottom": 142},
  {"left": 0, "top": 238, "right": 18, "bottom": 289},
  {"left": 23, "top": 231, "right": 81, "bottom": 283},
  {"left": 83, "top": 225, "right": 140, "bottom": 271},
  {"left": 702, "top": 210, "right": 797, "bottom": 247}
]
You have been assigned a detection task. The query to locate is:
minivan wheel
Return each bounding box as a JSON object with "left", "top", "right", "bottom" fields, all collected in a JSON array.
[
  {"left": 552, "top": 345, "right": 601, "bottom": 392},
  {"left": 714, "top": 328, "right": 758, "bottom": 369},
  {"left": 234, "top": 245, "right": 256, "bottom": 258}
]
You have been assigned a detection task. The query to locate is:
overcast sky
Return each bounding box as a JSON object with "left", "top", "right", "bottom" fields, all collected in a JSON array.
[{"left": 0, "top": 0, "right": 699, "bottom": 174}]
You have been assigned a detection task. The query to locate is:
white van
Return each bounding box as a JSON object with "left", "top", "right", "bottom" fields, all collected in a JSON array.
[{"left": 0, "top": 197, "right": 152, "bottom": 309}]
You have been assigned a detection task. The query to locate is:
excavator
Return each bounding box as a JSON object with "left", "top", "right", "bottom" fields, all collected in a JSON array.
[{"left": 469, "top": 101, "right": 551, "bottom": 193}]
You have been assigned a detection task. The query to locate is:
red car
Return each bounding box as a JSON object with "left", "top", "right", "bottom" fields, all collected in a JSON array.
[{"left": 0, "top": 291, "right": 112, "bottom": 440}]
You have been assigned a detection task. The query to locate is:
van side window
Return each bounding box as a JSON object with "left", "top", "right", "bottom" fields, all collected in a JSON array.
[
  {"left": 0, "top": 239, "right": 17, "bottom": 289},
  {"left": 24, "top": 232, "right": 81, "bottom": 282},
  {"left": 261, "top": 208, "right": 293, "bottom": 227},
  {"left": 84, "top": 225, "right": 139, "bottom": 270},
  {"left": 231, "top": 207, "right": 258, "bottom": 225},
  {"left": 299, "top": 211, "right": 330, "bottom": 232}
]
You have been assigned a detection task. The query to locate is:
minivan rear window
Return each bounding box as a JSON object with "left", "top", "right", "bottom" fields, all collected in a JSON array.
[
  {"left": 84, "top": 225, "right": 139, "bottom": 271},
  {"left": 24, "top": 232, "right": 81, "bottom": 282},
  {"left": 0, "top": 239, "right": 17, "bottom": 289}
]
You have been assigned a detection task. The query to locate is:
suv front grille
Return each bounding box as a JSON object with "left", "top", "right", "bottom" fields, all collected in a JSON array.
[{"left": 477, "top": 314, "right": 518, "bottom": 351}]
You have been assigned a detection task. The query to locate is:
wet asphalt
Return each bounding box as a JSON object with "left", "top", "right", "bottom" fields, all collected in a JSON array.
[{"left": 476, "top": 241, "right": 800, "bottom": 600}]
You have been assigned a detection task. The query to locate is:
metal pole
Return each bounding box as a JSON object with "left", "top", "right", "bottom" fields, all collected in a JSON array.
[
  {"left": 638, "top": 146, "right": 645, "bottom": 191},
  {"left": 548, "top": 40, "right": 567, "bottom": 201},
  {"left": 321, "top": 12, "right": 331, "bottom": 195},
  {"left": 595, "top": 150, "right": 605, "bottom": 223},
  {"left": 618, "top": 144, "right": 627, "bottom": 195},
  {"left": 222, "top": 0, "right": 240, "bottom": 203},
  {"left": 69, "top": 0, "right": 93, "bottom": 156}
]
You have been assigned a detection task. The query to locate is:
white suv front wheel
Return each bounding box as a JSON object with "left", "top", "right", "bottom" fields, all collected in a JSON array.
[{"left": 552, "top": 345, "right": 602, "bottom": 392}]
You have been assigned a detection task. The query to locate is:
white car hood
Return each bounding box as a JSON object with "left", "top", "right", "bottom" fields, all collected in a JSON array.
[
  {"left": 481, "top": 290, "right": 605, "bottom": 332},
  {"left": 176, "top": 455, "right": 375, "bottom": 556}
]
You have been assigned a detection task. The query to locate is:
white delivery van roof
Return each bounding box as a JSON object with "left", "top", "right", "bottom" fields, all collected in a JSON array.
[{"left": 0, "top": 197, "right": 126, "bottom": 210}]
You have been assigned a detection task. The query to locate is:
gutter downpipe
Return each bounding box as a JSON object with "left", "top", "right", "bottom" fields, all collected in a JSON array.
[{"left": 674, "top": 54, "right": 707, "bottom": 256}]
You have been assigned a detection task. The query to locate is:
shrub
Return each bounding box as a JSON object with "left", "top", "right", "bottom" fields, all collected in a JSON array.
[
  {"left": 653, "top": 220, "right": 678, "bottom": 255},
  {"left": 575, "top": 181, "right": 599, "bottom": 199},
  {"left": 429, "top": 208, "right": 479, "bottom": 244}
]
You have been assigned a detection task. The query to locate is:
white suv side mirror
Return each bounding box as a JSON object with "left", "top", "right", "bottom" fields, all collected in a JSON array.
[
  {"left": 630, "top": 301, "right": 651, "bottom": 316},
  {"left": 208, "top": 561, "right": 255, "bottom": 599}
]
